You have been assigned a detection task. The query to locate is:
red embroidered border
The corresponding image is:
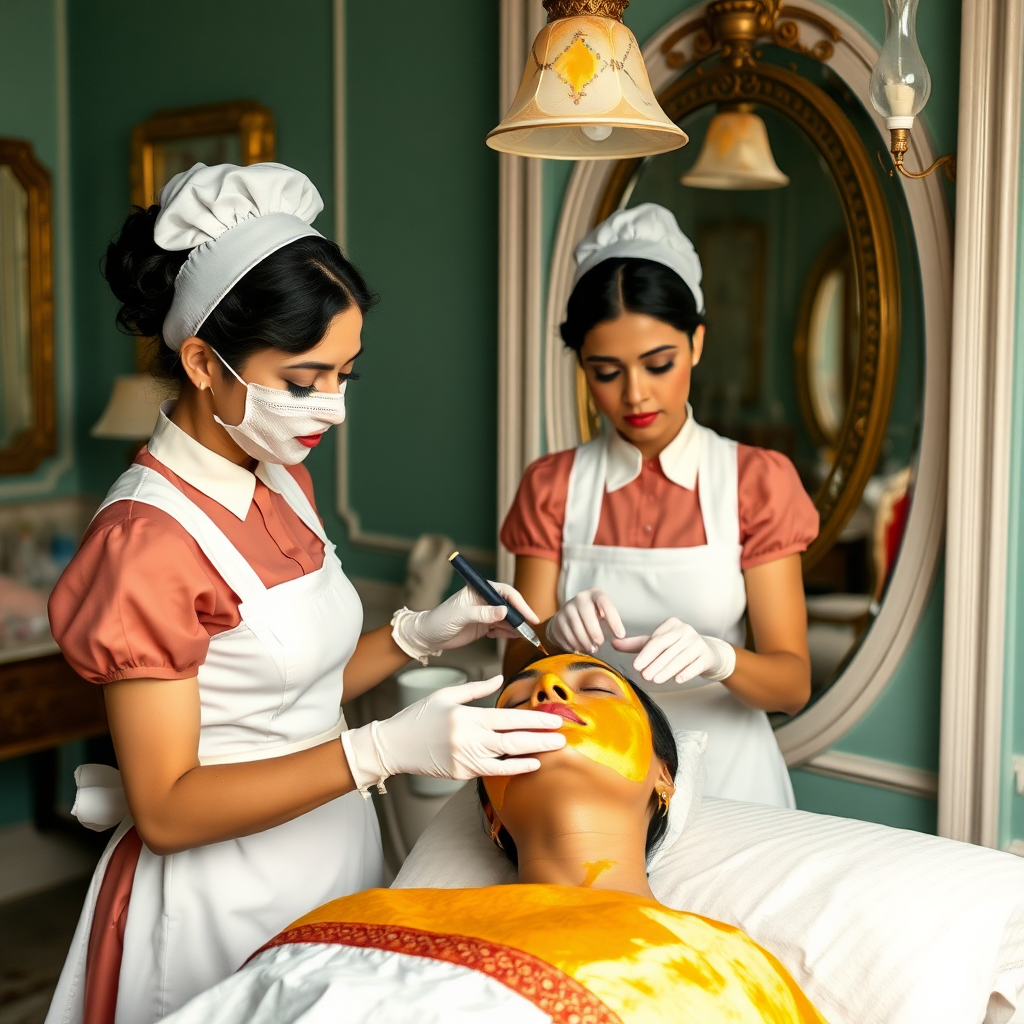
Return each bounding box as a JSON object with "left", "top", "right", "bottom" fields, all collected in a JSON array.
[{"left": 253, "top": 921, "right": 623, "bottom": 1024}]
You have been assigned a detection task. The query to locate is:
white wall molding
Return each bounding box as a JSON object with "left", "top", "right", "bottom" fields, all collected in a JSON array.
[
  {"left": 939, "top": 0, "right": 1024, "bottom": 847},
  {"left": 496, "top": 0, "right": 546, "bottom": 584},
  {"left": 330, "top": 2, "right": 492, "bottom": 563},
  {"left": 0, "top": 0, "right": 75, "bottom": 500},
  {"left": 521, "top": 3, "right": 951, "bottom": 767},
  {"left": 802, "top": 750, "right": 939, "bottom": 801}
]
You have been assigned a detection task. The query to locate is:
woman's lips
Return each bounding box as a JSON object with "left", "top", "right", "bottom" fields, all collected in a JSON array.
[
  {"left": 624, "top": 412, "right": 659, "bottom": 428},
  {"left": 534, "top": 702, "right": 585, "bottom": 725},
  {"left": 296, "top": 433, "right": 323, "bottom": 448}
]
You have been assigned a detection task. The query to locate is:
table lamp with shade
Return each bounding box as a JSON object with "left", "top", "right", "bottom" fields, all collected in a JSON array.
[{"left": 91, "top": 373, "right": 163, "bottom": 453}]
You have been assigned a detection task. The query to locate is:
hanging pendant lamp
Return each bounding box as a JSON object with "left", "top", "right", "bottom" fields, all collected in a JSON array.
[
  {"left": 486, "top": 0, "right": 688, "bottom": 161},
  {"left": 681, "top": 105, "right": 789, "bottom": 190}
]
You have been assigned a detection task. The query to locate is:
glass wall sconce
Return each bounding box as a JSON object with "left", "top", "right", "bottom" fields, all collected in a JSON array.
[
  {"left": 868, "top": 0, "right": 955, "bottom": 182},
  {"left": 486, "top": 0, "right": 688, "bottom": 160}
]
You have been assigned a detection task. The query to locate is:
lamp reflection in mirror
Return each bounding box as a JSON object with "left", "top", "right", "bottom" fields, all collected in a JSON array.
[
  {"left": 487, "top": 0, "right": 687, "bottom": 161},
  {"left": 91, "top": 374, "right": 162, "bottom": 440},
  {"left": 681, "top": 106, "right": 789, "bottom": 190}
]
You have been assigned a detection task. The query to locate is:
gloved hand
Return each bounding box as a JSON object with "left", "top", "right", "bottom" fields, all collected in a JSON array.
[
  {"left": 612, "top": 618, "right": 736, "bottom": 685},
  {"left": 547, "top": 587, "right": 626, "bottom": 654},
  {"left": 391, "top": 584, "right": 540, "bottom": 662},
  {"left": 341, "top": 676, "right": 566, "bottom": 794}
]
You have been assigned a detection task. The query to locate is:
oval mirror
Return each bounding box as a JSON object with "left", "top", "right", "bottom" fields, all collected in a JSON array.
[{"left": 575, "top": 47, "right": 927, "bottom": 712}]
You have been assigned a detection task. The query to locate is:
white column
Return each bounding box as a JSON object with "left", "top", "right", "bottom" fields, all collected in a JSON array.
[{"left": 940, "top": 0, "right": 1024, "bottom": 846}]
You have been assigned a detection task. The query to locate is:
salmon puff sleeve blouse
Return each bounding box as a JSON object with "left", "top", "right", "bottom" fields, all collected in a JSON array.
[
  {"left": 48, "top": 405, "right": 327, "bottom": 684},
  {"left": 501, "top": 428, "right": 819, "bottom": 570}
]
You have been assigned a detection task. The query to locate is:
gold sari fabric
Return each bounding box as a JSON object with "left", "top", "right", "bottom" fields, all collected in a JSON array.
[{"left": 259, "top": 885, "right": 827, "bottom": 1024}]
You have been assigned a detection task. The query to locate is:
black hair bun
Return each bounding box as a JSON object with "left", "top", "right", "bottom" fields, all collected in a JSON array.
[{"left": 103, "top": 205, "right": 189, "bottom": 339}]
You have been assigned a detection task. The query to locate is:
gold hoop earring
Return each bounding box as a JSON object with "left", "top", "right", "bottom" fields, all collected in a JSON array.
[
  {"left": 489, "top": 817, "right": 505, "bottom": 850},
  {"left": 657, "top": 791, "right": 670, "bottom": 818}
]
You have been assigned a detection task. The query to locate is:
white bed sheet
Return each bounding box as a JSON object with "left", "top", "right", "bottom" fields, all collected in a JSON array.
[{"left": 395, "top": 785, "right": 1024, "bottom": 1024}]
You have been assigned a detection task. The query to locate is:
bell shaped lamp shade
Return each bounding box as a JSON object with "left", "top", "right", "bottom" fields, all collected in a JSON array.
[
  {"left": 487, "top": 9, "right": 687, "bottom": 160},
  {"left": 91, "top": 374, "right": 163, "bottom": 440},
  {"left": 869, "top": 0, "right": 931, "bottom": 129},
  {"left": 680, "top": 108, "right": 789, "bottom": 190}
]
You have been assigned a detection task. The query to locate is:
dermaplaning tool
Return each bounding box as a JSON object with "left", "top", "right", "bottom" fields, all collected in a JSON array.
[{"left": 449, "top": 552, "right": 548, "bottom": 654}]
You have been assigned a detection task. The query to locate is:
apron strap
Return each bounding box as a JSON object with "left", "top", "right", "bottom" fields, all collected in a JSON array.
[
  {"left": 695, "top": 425, "right": 740, "bottom": 547},
  {"left": 259, "top": 463, "right": 333, "bottom": 550},
  {"left": 563, "top": 435, "right": 608, "bottom": 548},
  {"left": 95, "top": 465, "right": 268, "bottom": 605}
]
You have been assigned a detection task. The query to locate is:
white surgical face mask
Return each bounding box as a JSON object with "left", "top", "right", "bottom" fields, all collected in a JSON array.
[{"left": 210, "top": 349, "right": 347, "bottom": 465}]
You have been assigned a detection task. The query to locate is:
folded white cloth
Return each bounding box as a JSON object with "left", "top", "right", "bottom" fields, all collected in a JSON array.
[{"left": 71, "top": 763, "right": 128, "bottom": 832}]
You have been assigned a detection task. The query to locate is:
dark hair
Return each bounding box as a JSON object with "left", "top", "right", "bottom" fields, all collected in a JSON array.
[
  {"left": 559, "top": 256, "right": 704, "bottom": 354},
  {"left": 476, "top": 671, "right": 678, "bottom": 871},
  {"left": 104, "top": 204, "right": 376, "bottom": 383}
]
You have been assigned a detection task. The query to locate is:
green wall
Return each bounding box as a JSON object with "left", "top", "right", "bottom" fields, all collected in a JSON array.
[{"left": 1003, "top": 125, "right": 1024, "bottom": 850}]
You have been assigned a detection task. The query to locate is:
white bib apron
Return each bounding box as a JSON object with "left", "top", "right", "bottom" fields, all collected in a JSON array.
[
  {"left": 558, "top": 424, "right": 795, "bottom": 809},
  {"left": 46, "top": 463, "right": 383, "bottom": 1024}
]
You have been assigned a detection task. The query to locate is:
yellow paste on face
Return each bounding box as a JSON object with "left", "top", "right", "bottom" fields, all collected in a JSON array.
[{"left": 486, "top": 655, "right": 653, "bottom": 813}]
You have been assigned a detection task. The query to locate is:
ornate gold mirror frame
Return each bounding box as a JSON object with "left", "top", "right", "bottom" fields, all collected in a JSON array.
[
  {"left": 579, "top": 55, "right": 900, "bottom": 570},
  {"left": 0, "top": 139, "right": 55, "bottom": 476}
]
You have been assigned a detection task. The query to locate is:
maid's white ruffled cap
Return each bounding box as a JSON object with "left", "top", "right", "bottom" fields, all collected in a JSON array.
[
  {"left": 154, "top": 162, "right": 324, "bottom": 350},
  {"left": 572, "top": 203, "right": 704, "bottom": 314}
]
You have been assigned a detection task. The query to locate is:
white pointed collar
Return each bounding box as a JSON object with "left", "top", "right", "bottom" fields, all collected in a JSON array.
[
  {"left": 147, "top": 400, "right": 281, "bottom": 520},
  {"left": 605, "top": 405, "right": 702, "bottom": 493}
]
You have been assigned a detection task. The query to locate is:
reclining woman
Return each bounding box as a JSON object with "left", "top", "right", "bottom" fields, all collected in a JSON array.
[{"left": 159, "top": 654, "right": 827, "bottom": 1024}]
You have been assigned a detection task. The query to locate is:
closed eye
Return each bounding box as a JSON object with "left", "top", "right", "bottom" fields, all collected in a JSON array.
[
  {"left": 646, "top": 361, "right": 674, "bottom": 375},
  {"left": 593, "top": 367, "right": 621, "bottom": 383},
  {"left": 287, "top": 381, "right": 317, "bottom": 397}
]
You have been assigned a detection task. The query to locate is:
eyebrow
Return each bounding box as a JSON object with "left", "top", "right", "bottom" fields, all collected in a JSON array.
[
  {"left": 283, "top": 348, "right": 364, "bottom": 371},
  {"left": 508, "top": 669, "right": 541, "bottom": 685},
  {"left": 583, "top": 344, "right": 678, "bottom": 363}
]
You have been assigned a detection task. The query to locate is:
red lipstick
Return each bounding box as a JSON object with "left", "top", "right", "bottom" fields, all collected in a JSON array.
[
  {"left": 296, "top": 434, "right": 323, "bottom": 448},
  {"left": 534, "top": 702, "right": 585, "bottom": 725},
  {"left": 624, "top": 412, "right": 659, "bottom": 428}
]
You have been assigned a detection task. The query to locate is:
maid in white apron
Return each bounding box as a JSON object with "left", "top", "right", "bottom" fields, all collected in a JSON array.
[
  {"left": 46, "top": 163, "right": 564, "bottom": 1024},
  {"left": 502, "top": 204, "right": 818, "bottom": 809}
]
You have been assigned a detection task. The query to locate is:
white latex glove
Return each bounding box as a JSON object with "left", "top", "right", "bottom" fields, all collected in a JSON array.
[
  {"left": 547, "top": 587, "right": 626, "bottom": 654},
  {"left": 391, "top": 583, "right": 540, "bottom": 662},
  {"left": 341, "top": 675, "right": 566, "bottom": 794},
  {"left": 612, "top": 617, "right": 736, "bottom": 685}
]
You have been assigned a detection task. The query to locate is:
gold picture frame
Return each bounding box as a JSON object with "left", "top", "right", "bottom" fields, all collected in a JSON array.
[
  {"left": 130, "top": 100, "right": 275, "bottom": 209},
  {"left": 0, "top": 139, "right": 55, "bottom": 476}
]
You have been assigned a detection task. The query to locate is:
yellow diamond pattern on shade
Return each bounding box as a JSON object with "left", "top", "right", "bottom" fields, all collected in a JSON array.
[{"left": 553, "top": 35, "right": 601, "bottom": 98}]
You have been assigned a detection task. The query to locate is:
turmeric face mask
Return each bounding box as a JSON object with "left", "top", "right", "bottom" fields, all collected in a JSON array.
[{"left": 486, "top": 655, "right": 653, "bottom": 810}]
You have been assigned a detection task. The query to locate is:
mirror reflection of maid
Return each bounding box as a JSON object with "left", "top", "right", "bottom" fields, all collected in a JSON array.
[
  {"left": 44, "top": 163, "right": 565, "bottom": 1024},
  {"left": 502, "top": 204, "right": 819, "bottom": 809}
]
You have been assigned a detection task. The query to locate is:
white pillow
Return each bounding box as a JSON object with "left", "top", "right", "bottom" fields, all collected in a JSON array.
[
  {"left": 393, "top": 727, "right": 706, "bottom": 887},
  {"left": 394, "top": 792, "right": 1024, "bottom": 1024}
]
